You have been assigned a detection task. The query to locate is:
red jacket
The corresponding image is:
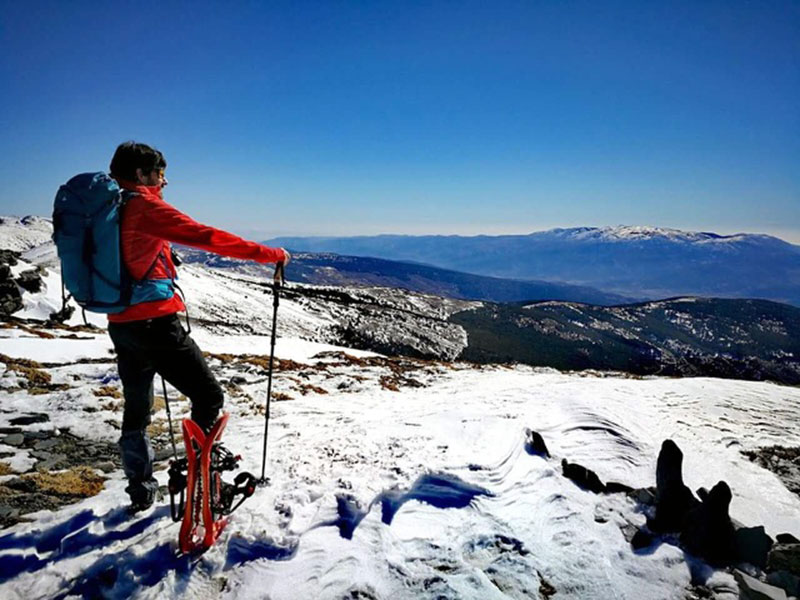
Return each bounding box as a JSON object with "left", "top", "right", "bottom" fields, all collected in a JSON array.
[{"left": 107, "top": 180, "right": 284, "bottom": 322}]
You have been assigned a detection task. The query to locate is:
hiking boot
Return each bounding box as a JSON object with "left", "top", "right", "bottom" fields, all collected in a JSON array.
[
  {"left": 126, "top": 485, "right": 166, "bottom": 515},
  {"left": 127, "top": 496, "right": 155, "bottom": 515}
]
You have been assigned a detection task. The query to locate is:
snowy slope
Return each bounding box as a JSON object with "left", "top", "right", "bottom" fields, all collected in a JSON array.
[
  {"left": 1, "top": 219, "right": 799, "bottom": 600},
  {"left": 0, "top": 328, "right": 798, "bottom": 599}
]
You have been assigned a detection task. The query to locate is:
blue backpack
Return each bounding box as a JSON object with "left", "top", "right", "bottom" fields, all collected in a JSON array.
[{"left": 53, "top": 172, "right": 176, "bottom": 314}]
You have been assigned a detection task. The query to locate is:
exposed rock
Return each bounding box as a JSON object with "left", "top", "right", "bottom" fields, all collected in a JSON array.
[
  {"left": 777, "top": 533, "right": 800, "bottom": 544},
  {"left": 651, "top": 439, "right": 699, "bottom": 532},
  {"left": 605, "top": 481, "right": 634, "bottom": 494},
  {"left": 768, "top": 543, "right": 800, "bottom": 576},
  {"left": 0, "top": 249, "right": 20, "bottom": 266},
  {"left": 0, "top": 427, "right": 22, "bottom": 435},
  {"left": 9, "top": 413, "right": 50, "bottom": 425},
  {"left": 734, "top": 569, "right": 788, "bottom": 600},
  {"left": 561, "top": 459, "right": 605, "bottom": 493},
  {"left": 741, "top": 446, "right": 800, "bottom": 499},
  {"left": 766, "top": 571, "right": 800, "bottom": 599},
  {"left": 15, "top": 269, "right": 42, "bottom": 292},
  {"left": 631, "top": 528, "right": 656, "bottom": 550},
  {"left": 524, "top": 428, "right": 550, "bottom": 458},
  {"left": 2, "top": 433, "right": 24, "bottom": 446},
  {"left": 33, "top": 438, "right": 58, "bottom": 450},
  {"left": 734, "top": 525, "right": 774, "bottom": 569},
  {"left": 680, "top": 481, "right": 736, "bottom": 566},
  {"left": 631, "top": 487, "right": 657, "bottom": 506},
  {"left": 0, "top": 279, "right": 23, "bottom": 317}
]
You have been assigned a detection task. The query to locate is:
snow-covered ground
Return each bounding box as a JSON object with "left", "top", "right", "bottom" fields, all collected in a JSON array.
[
  {"left": 1, "top": 218, "right": 798, "bottom": 599},
  {"left": 0, "top": 323, "right": 798, "bottom": 599}
]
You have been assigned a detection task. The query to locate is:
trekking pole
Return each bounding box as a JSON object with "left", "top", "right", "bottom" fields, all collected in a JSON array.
[
  {"left": 258, "top": 261, "right": 285, "bottom": 486},
  {"left": 162, "top": 376, "right": 179, "bottom": 461}
]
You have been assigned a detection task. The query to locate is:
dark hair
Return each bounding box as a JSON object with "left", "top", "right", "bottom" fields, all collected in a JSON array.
[{"left": 109, "top": 141, "right": 167, "bottom": 181}]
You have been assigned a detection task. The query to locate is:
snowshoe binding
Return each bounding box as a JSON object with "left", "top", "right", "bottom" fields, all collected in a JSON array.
[{"left": 167, "top": 413, "right": 257, "bottom": 554}]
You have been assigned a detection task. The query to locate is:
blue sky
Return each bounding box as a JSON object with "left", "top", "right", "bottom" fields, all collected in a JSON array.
[{"left": 1, "top": 1, "right": 798, "bottom": 242}]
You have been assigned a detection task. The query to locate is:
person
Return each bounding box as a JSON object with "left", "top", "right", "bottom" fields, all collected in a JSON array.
[{"left": 106, "top": 141, "right": 289, "bottom": 512}]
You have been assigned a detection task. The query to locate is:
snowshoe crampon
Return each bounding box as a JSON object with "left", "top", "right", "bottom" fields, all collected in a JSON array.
[{"left": 167, "top": 413, "right": 257, "bottom": 554}]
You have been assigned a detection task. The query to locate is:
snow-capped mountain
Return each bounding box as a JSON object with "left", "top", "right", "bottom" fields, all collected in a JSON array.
[
  {"left": 266, "top": 225, "right": 800, "bottom": 307},
  {"left": 1, "top": 219, "right": 799, "bottom": 599}
]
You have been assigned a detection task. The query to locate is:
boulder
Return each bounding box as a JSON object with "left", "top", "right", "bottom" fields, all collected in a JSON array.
[
  {"left": 605, "top": 481, "right": 634, "bottom": 494},
  {"left": 766, "top": 571, "right": 800, "bottom": 599},
  {"left": 734, "top": 570, "right": 788, "bottom": 600},
  {"left": 768, "top": 543, "right": 800, "bottom": 576},
  {"left": 630, "top": 487, "right": 657, "bottom": 506},
  {"left": 524, "top": 428, "right": 550, "bottom": 458},
  {"left": 15, "top": 269, "right": 42, "bottom": 293},
  {"left": 734, "top": 525, "right": 774, "bottom": 569},
  {"left": 561, "top": 459, "right": 605, "bottom": 493},
  {"left": 0, "top": 250, "right": 19, "bottom": 266},
  {"left": 2, "top": 433, "right": 24, "bottom": 446},
  {"left": 777, "top": 533, "right": 800, "bottom": 544},
  {"left": 10, "top": 413, "right": 50, "bottom": 425},
  {"left": 679, "top": 481, "right": 736, "bottom": 566},
  {"left": 0, "top": 280, "right": 23, "bottom": 317},
  {"left": 651, "top": 439, "right": 699, "bottom": 532}
]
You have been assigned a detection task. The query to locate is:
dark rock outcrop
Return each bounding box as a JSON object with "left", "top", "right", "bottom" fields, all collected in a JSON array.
[
  {"left": 0, "top": 249, "right": 20, "bottom": 266},
  {"left": 15, "top": 269, "right": 43, "bottom": 293},
  {"left": 734, "top": 525, "right": 774, "bottom": 569},
  {"left": 0, "top": 262, "right": 23, "bottom": 318},
  {"left": 679, "top": 481, "right": 736, "bottom": 566},
  {"left": 524, "top": 429, "right": 550, "bottom": 458},
  {"left": 561, "top": 459, "right": 605, "bottom": 493},
  {"left": 734, "top": 570, "right": 789, "bottom": 600},
  {"left": 650, "top": 439, "right": 699, "bottom": 532},
  {"left": 769, "top": 543, "right": 800, "bottom": 576}
]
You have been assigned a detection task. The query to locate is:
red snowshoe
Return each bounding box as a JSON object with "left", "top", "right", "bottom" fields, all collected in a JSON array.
[{"left": 167, "top": 413, "right": 257, "bottom": 554}]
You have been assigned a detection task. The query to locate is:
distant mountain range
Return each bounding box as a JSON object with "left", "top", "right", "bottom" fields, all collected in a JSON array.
[
  {"left": 177, "top": 248, "right": 633, "bottom": 306},
  {"left": 2, "top": 216, "right": 799, "bottom": 385},
  {"left": 265, "top": 226, "right": 800, "bottom": 307}
]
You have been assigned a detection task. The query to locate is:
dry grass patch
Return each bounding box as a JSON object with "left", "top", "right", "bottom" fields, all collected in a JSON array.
[
  {"left": 153, "top": 395, "right": 166, "bottom": 412},
  {"left": 93, "top": 385, "right": 122, "bottom": 399},
  {"left": 0, "top": 353, "right": 52, "bottom": 386},
  {"left": 0, "top": 462, "right": 14, "bottom": 476},
  {"left": 147, "top": 418, "right": 171, "bottom": 438},
  {"left": 24, "top": 467, "right": 105, "bottom": 497}
]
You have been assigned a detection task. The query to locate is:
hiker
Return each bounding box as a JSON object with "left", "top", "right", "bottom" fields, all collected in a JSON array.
[{"left": 105, "top": 141, "right": 289, "bottom": 512}]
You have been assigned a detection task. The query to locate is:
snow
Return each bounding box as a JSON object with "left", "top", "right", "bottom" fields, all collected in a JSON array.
[
  {"left": 1, "top": 328, "right": 799, "bottom": 599},
  {"left": 1, "top": 219, "right": 799, "bottom": 599},
  {"left": 0, "top": 216, "right": 54, "bottom": 253}
]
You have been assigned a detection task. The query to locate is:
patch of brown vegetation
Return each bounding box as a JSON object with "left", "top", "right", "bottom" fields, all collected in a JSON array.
[
  {"left": 0, "top": 353, "right": 52, "bottom": 386},
  {"left": 147, "top": 419, "right": 170, "bottom": 438},
  {"left": 17, "top": 367, "right": 50, "bottom": 385},
  {"left": 0, "top": 462, "right": 13, "bottom": 476},
  {"left": 204, "top": 352, "right": 237, "bottom": 364},
  {"left": 28, "top": 383, "right": 71, "bottom": 395},
  {"left": 380, "top": 376, "right": 399, "bottom": 391},
  {"left": 93, "top": 385, "right": 122, "bottom": 399},
  {"left": 152, "top": 395, "right": 166, "bottom": 412},
  {"left": 297, "top": 383, "right": 329, "bottom": 395},
  {"left": 24, "top": 467, "right": 105, "bottom": 497}
]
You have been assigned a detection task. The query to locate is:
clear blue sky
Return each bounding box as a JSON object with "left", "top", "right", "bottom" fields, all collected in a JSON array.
[{"left": 2, "top": 1, "right": 798, "bottom": 242}]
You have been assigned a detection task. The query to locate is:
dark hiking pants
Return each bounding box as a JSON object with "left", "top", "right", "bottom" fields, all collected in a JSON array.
[{"left": 107, "top": 314, "right": 224, "bottom": 505}]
